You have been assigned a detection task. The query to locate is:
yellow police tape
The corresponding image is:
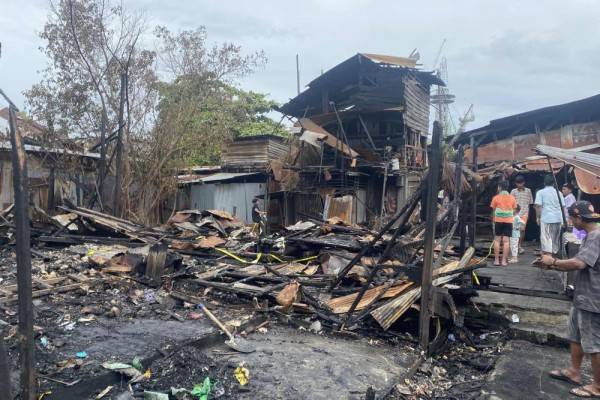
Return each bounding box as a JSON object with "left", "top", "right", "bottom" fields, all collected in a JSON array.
[{"left": 214, "top": 247, "right": 318, "bottom": 264}]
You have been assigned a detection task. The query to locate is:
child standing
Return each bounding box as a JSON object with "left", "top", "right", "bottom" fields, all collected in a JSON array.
[
  {"left": 509, "top": 205, "right": 524, "bottom": 263},
  {"left": 491, "top": 181, "right": 517, "bottom": 266}
]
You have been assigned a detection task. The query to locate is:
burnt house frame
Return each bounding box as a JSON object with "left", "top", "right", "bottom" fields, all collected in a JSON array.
[{"left": 278, "top": 53, "right": 444, "bottom": 225}]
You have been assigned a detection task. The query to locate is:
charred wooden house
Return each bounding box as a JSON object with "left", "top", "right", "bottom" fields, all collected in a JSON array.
[{"left": 278, "top": 53, "right": 444, "bottom": 225}]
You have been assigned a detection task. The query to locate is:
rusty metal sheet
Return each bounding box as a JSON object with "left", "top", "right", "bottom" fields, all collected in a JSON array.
[
  {"left": 521, "top": 158, "right": 564, "bottom": 171},
  {"left": 575, "top": 169, "right": 600, "bottom": 194},
  {"left": 540, "top": 128, "right": 562, "bottom": 147},
  {"left": 513, "top": 133, "right": 540, "bottom": 161},
  {"left": 476, "top": 139, "right": 514, "bottom": 164},
  {"left": 324, "top": 195, "right": 353, "bottom": 224},
  {"left": 327, "top": 282, "right": 413, "bottom": 314},
  {"left": 569, "top": 122, "right": 600, "bottom": 149}
]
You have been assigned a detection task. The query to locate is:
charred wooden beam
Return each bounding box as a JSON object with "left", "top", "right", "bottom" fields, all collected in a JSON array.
[
  {"left": 419, "top": 121, "right": 442, "bottom": 355},
  {"left": 469, "top": 136, "right": 478, "bottom": 247},
  {"left": 9, "top": 105, "right": 36, "bottom": 399},
  {"left": 113, "top": 71, "right": 127, "bottom": 217}
]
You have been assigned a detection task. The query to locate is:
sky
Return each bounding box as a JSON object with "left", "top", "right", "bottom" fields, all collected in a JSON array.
[{"left": 0, "top": 0, "right": 599, "bottom": 132}]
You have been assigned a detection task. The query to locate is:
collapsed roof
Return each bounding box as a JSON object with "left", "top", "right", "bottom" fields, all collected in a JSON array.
[{"left": 278, "top": 52, "right": 444, "bottom": 120}]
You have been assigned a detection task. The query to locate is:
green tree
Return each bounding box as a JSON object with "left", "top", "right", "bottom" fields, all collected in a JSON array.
[{"left": 153, "top": 26, "right": 287, "bottom": 166}]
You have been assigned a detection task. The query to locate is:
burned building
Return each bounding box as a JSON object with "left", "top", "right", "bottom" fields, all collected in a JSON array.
[
  {"left": 453, "top": 93, "right": 600, "bottom": 243},
  {"left": 0, "top": 107, "right": 99, "bottom": 211},
  {"left": 175, "top": 135, "right": 288, "bottom": 225},
  {"left": 278, "top": 53, "right": 444, "bottom": 225}
]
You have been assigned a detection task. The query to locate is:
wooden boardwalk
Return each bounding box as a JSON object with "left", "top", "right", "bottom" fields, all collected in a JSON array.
[{"left": 476, "top": 244, "right": 565, "bottom": 295}]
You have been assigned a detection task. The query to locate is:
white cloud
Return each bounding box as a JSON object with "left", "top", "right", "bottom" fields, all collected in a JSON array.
[{"left": 1, "top": 0, "right": 599, "bottom": 131}]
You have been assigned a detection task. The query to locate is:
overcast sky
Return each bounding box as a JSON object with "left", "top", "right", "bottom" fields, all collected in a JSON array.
[{"left": 1, "top": 0, "right": 598, "bottom": 132}]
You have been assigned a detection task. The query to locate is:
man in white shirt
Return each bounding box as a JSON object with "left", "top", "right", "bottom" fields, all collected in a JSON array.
[{"left": 535, "top": 174, "right": 566, "bottom": 255}]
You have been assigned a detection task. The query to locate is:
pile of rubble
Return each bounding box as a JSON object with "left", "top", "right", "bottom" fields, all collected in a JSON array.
[{"left": 0, "top": 173, "right": 489, "bottom": 398}]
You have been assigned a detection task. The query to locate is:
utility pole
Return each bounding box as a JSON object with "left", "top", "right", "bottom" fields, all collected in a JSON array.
[
  {"left": 296, "top": 54, "right": 300, "bottom": 95},
  {"left": 419, "top": 121, "right": 442, "bottom": 354},
  {"left": 113, "top": 71, "right": 127, "bottom": 217},
  {"left": 8, "top": 104, "right": 36, "bottom": 399}
]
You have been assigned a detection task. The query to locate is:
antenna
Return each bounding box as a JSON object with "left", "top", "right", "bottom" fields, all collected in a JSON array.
[{"left": 430, "top": 56, "right": 455, "bottom": 136}]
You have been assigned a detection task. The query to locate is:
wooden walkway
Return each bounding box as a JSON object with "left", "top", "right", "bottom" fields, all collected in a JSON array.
[{"left": 476, "top": 243, "right": 565, "bottom": 295}]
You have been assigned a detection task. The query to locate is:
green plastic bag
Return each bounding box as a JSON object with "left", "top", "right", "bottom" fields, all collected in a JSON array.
[{"left": 190, "top": 377, "right": 212, "bottom": 400}]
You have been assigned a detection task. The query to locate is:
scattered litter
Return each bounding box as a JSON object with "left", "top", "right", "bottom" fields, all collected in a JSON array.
[
  {"left": 132, "top": 356, "right": 143, "bottom": 372},
  {"left": 143, "top": 391, "right": 169, "bottom": 400},
  {"left": 309, "top": 320, "right": 322, "bottom": 333},
  {"left": 190, "top": 377, "right": 212, "bottom": 400},
  {"left": 76, "top": 351, "right": 88, "bottom": 359},
  {"left": 234, "top": 365, "right": 250, "bottom": 386},
  {"left": 95, "top": 385, "right": 113, "bottom": 399},
  {"left": 511, "top": 314, "right": 520, "bottom": 323}
]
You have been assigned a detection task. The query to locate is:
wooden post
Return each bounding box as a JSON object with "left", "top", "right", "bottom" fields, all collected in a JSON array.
[
  {"left": 0, "top": 336, "right": 11, "bottom": 400},
  {"left": 419, "top": 122, "right": 442, "bottom": 355},
  {"left": 454, "top": 146, "right": 464, "bottom": 225},
  {"left": 98, "top": 110, "right": 107, "bottom": 210},
  {"left": 8, "top": 105, "right": 36, "bottom": 399},
  {"left": 458, "top": 144, "right": 466, "bottom": 255},
  {"left": 47, "top": 166, "right": 55, "bottom": 213},
  {"left": 113, "top": 71, "right": 127, "bottom": 217},
  {"left": 469, "top": 136, "right": 478, "bottom": 248},
  {"left": 547, "top": 157, "right": 567, "bottom": 259}
]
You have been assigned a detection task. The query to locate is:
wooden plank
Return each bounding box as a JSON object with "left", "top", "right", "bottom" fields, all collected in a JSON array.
[{"left": 0, "top": 280, "right": 100, "bottom": 305}]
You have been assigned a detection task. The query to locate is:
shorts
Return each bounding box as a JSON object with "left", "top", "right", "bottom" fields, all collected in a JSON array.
[
  {"left": 494, "top": 222, "right": 512, "bottom": 237},
  {"left": 540, "top": 222, "right": 561, "bottom": 254},
  {"left": 567, "top": 307, "right": 600, "bottom": 353}
]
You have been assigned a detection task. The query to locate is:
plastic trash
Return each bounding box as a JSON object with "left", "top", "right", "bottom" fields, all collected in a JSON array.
[
  {"left": 447, "top": 333, "right": 456, "bottom": 342},
  {"left": 143, "top": 391, "right": 169, "bottom": 400},
  {"left": 132, "top": 356, "right": 143, "bottom": 372},
  {"left": 511, "top": 313, "right": 520, "bottom": 323},
  {"left": 234, "top": 366, "right": 250, "bottom": 386},
  {"left": 190, "top": 377, "right": 212, "bottom": 400},
  {"left": 40, "top": 336, "right": 49, "bottom": 348},
  {"left": 76, "top": 351, "right": 88, "bottom": 359}
]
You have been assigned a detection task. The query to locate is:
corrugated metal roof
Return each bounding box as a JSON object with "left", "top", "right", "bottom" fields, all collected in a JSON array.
[
  {"left": 456, "top": 93, "right": 600, "bottom": 145},
  {"left": 359, "top": 53, "right": 418, "bottom": 68},
  {"left": 0, "top": 141, "right": 101, "bottom": 159},
  {"left": 200, "top": 172, "right": 261, "bottom": 183}
]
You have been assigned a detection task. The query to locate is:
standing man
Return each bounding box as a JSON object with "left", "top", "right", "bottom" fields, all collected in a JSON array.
[
  {"left": 490, "top": 181, "right": 517, "bottom": 266},
  {"left": 535, "top": 174, "right": 566, "bottom": 255},
  {"left": 541, "top": 201, "right": 600, "bottom": 398},
  {"left": 251, "top": 198, "right": 266, "bottom": 236},
  {"left": 511, "top": 175, "right": 533, "bottom": 254}
]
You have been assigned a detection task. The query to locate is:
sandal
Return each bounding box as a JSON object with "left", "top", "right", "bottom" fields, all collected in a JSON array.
[
  {"left": 548, "top": 369, "right": 581, "bottom": 386},
  {"left": 570, "top": 386, "right": 600, "bottom": 398}
]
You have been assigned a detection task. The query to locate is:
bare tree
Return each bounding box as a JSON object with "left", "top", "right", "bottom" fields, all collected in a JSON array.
[{"left": 25, "top": 0, "right": 158, "bottom": 212}]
